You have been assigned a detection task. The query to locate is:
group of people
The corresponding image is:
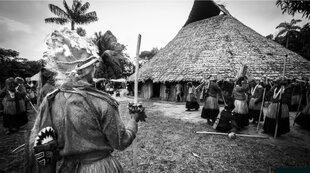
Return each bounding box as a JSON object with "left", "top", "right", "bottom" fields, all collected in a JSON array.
[
  {"left": 183, "top": 75, "right": 310, "bottom": 137},
  {"left": 0, "top": 77, "right": 29, "bottom": 134}
]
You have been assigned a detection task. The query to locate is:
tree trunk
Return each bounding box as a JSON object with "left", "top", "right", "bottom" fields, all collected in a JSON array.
[
  {"left": 286, "top": 35, "right": 289, "bottom": 48},
  {"left": 71, "top": 21, "right": 75, "bottom": 30}
]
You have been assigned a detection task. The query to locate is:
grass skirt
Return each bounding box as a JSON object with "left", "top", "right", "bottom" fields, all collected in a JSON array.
[
  {"left": 203, "top": 96, "right": 219, "bottom": 109},
  {"left": 59, "top": 155, "right": 124, "bottom": 173},
  {"left": 291, "top": 94, "right": 301, "bottom": 106},
  {"left": 266, "top": 103, "right": 289, "bottom": 119},
  {"left": 201, "top": 108, "right": 219, "bottom": 120},
  {"left": 248, "top": 98, "right": 261, "bottom": 110},
  {"left": 233, "top": 100, "right": 248, "bottom": 114},
  {"left": 186, "top": 101, "right": 200, "bottom": 110},
  {"left": 263, "top": 116, "right": 290, "bottom": 136}
]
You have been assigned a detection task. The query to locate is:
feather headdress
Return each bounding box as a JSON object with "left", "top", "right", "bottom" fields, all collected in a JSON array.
[{"left": 43, "top": 28, "right": 99, "bottom": 85}]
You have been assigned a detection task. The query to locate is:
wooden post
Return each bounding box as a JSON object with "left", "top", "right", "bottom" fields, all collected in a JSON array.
[
  {"left": 133, "top": 34, "right": 141, "bottom": 173},
  {"left": 257, "top": 88, "right": 266, "bottom": 131},
  {"left": 283, "top": 55, "right": 287, "bottom": 77},
  {"left": 274, "top": 55, "right": 287, "bottom": 138}
]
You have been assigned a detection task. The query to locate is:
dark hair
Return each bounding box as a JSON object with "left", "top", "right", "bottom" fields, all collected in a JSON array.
[{"left": 236, "top": 77, "right": 245, "bottom": 86}]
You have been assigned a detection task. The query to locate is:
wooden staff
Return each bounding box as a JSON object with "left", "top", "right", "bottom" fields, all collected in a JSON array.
[
  {"left": 26, "top": 95, "right": 38, "bottom": 113},
  {"left": 282, "top": 55, "right": 287, "bottom": 77},
  {"left": 11, "top": 144, "right": 25, "bottom": 153},
  {"left": 195, "top": 131, "right": 268, "bottom": 139},
  {"left": 257, "top": 87, "right": 266, "bottom": 131},
  {"left": 133, "top": 34, "right": 141, "bottom": 173},
  {"left": 274, "top": 55, "right": 287, "bottom": 138}
]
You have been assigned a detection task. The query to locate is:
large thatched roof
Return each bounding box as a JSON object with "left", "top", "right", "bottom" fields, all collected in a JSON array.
[{"left": 129, "top": 0, "right": 310, "bottom": 82}]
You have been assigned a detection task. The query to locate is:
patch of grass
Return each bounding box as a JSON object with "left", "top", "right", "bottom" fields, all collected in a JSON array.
[{"left": 1, "top": 100, "right": 310, "bottom": 173}]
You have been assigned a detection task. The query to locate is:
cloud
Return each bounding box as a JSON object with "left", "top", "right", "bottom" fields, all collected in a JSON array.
[{"left": 0, "top": 16, "right": 32, "bottom": 33}]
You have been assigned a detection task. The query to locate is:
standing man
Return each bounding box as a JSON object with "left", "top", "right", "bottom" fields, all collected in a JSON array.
[
  {"left": 26, "top": 28, "right": 146, "bottom": 173},
  {"left": 175, "top": 82, "right": 183, "bottom": 102}
]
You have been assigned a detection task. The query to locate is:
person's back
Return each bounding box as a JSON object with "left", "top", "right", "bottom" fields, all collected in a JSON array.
[
  {"left": 27, "top": 28, "right": 146, "bottom": 173},
  {"left": 30, "top": 84, "right": 137, "bottom": 172}
]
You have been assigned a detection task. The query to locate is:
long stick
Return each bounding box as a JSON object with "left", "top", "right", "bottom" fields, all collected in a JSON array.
[
  {"left": 257, "top": 88, "right": 266, "bottom": 131},
  {"left": 274, "top": 100, "right": 282, "bottom": 139},
  {"left": 11, "top": 144, "right": 25, "bottom": 153},
  {"left": 195, "top": 131, "right": 268, "bottom": 139},
  {"left": 293, "top": 94, "right": 303, "bottom": 126},
  {"left": 133, "top": 34, "right": 141, "bottom": 173},
  {"left": 282, "top": 55, "right": 287, "bottom": 77},
  {"left": 26, "top": 96, "right": 38, "bottom": 113},
  {"left": 274, "top": 55, "right": 287, "bottom": 138}
]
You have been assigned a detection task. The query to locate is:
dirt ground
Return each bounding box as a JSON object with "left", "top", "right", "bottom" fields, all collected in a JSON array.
[{"left": 0, "top": 95, "right": 310, "bottom": 172}]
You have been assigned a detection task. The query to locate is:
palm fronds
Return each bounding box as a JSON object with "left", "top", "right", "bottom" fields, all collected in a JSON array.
[
  {"left": 45, "top": 17, "right": 68, "bottom": 24},
  {"left": 48, "top": 4, "right": 69, "bottom": 18}
]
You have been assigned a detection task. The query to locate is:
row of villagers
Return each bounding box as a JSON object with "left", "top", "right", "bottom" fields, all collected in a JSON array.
[{"left": 128, "top": 0, "right": 310, "bottom": 102}]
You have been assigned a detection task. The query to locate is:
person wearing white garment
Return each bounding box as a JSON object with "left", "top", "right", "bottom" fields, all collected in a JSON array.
[
  {"left": 263, "top": 78, "right": 292, "bottom": 137},
  {"left": 248, "top": 79, "right": 265, "bottom": 124}
]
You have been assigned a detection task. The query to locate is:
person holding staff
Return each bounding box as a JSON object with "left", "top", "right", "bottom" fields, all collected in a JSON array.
[
  {"left": 263, "top": 78, "right": 292, "bottom": 137},
  {"left": 232, "top": 77, "right": 249, "bottom": 129},
  {"left": 201, "top": 76, "right": 222, "bottom": 124},
  {"left": 26, "top": 29, "right": 146, "bottom": 173},
  {"left": 248, "top": 79, "right": 265, "bottom": 124}
]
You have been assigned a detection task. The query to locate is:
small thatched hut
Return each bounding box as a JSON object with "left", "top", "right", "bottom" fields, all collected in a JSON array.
[{"left": 128, "top": 0, "right": 310, "bottom": 101}]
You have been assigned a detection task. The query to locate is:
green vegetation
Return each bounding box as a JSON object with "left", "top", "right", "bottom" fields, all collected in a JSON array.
[{"left": 45, "top": 0, "right": 98, "bottom": 30}]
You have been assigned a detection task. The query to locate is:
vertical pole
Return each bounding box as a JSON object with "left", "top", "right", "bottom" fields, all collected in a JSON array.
[
  {"left": 133, "top": 34, "right": 141, "bottom": 173},
  {"left": 257, "top": 88, "right": 266, "bottom": 131},
  {"left": 283, "top": 55, "right": 287, "bottom": 77}
]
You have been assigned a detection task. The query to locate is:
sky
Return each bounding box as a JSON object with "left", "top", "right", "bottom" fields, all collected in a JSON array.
[{"left": 0, "top": 0, "right": 309, "bottom": 61}]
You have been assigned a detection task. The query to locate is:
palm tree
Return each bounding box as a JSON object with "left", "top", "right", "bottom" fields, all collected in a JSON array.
[
  {"left": 45, "top": 0, "right": 98, "bottom": 30},
  {"left": 276, "top": 19, "right": 302, "bottom": 48}
]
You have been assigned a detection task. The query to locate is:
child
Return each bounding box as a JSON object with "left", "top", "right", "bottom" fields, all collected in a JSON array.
[{"left": 213, "top": 103, "right": 238, "bottom": 132}]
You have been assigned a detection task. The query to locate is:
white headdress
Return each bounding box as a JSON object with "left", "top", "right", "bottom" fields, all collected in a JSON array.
[{"left": 44, "top": 28, "right": 99, "bottom": 85}]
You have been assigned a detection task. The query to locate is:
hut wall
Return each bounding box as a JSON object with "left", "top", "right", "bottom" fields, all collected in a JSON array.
[
  {"left": 141, "top": 81, "right": 153, "bottom": 99},
  {"left": 160, "top": 84, "right": 167, "bottom": 100}
]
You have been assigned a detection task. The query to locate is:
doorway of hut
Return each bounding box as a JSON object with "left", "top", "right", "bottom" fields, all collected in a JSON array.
[{"left": 152, "top": 83, "right": 160, "bottom": 98}]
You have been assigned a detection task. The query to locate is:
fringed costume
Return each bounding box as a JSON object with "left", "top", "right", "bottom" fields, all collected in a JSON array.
[
  {"left": 263, "top": 84, "right": 292, "bottom": 136},
  {"left": 186, "top": 84, "right": 199, "bottom": 111},
  {"left": 232, "top": 84, "right": 249, "bottom": 129},
  {"left": 248, "top": 84, "right": 264, "bottom": 123},
  {"left": 201, "top": 81, "right": 221, "bottom": 123}
]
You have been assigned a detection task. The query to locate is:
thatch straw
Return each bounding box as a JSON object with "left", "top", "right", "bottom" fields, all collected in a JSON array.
[{"left": 128, "top": 1, "right": 310, "bottom": 83}]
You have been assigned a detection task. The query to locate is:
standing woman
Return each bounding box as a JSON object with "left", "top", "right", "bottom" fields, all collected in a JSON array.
[
  {"left": 248, "top": 79, "right": 265, "bottom": 124},
  {"left": 186, "top": 82, "right": 200, "bottom": 111},
  {"left": 1, "top": 77, "right": 27, "bottom": 134},
  {"left": 201, "top": 77, "right": 222, "bottom": 124},
  {"left": 263, "top": 78, "right": 292, "bottom": 136},
  {"left": 232, "top": 77, "right": 249, "bottom": 129}
]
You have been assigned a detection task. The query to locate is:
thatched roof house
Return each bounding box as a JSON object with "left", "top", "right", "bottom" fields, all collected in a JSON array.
[
  {"left": 130, "top": 0, "right": 310, "bottom": 83},
  {"left": 128, "top": 0, "right": 310, "bottom": 100}
]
